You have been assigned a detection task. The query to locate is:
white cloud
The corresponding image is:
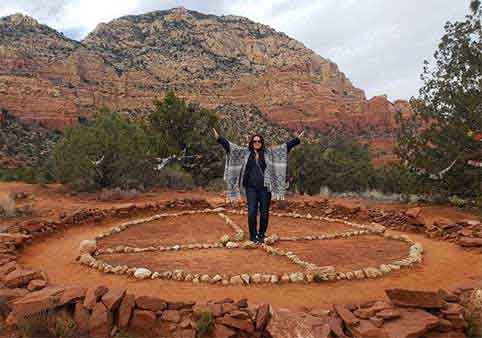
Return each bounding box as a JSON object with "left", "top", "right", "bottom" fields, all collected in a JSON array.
[
  {"left": 0, "top": 0, "right": 471, "bottom": 100},
  {"left": 51, "top": 0, "right": 141, "bottom": 37}
]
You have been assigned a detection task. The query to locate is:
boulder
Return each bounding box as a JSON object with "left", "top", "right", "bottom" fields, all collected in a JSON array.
[
  {"left": 424, "top": 331, "right": 466, "bottom": 338},
  {"left": 101, "top": 287, "right": 126, "bottom": 311},
  {"left": 346, "top": 319, "right": 383, "bottom": 337},
  {"left": 369, "top": 316, "right": 384, "bottom": 328},
  {"left": 433, "top": 218, "right": 457, "bottom": 230},
  {"left": 255, "top": 304, "right": 271, "bottom": 331},
  {"left": 9, "top": 286, "right": 64, "bottom": 323},
  {"left": 383, "top": 308, "right": 440, "bottom": 338},
  {"left": 84, "top": 285, "right": 109, "bottom": 310},
  {"left": 162, "top": 309, "right": 181, "bottom": 323},
  {"left": 89, "top": 302, "right": 113, "bottom": 338},
  {"left": 0, "top": 288, "right": 29, "bottom": 303},
  {"left": 457, "top": 219, "right": 481, "bottom": 227},
  {"left": 213, "top": 324, "right": 237, "bottom": 338},
  {"left": 333, "top": 304, "right": 359, "bottom": 326},
  {"left": 386, "top": 288, "right": 445, "bottom": 308},
  {"left": 0, "top": 261, "right": 17, "bottom": 277},
  {"left": 179, "top": 329, "right": 196, "bottom": 338},
  {"left": 135, "top": 295, "right": 167, "bottom": 312},
  {"left": 216, "top": 315, "right": 255, "bottom": 333},
  {"left": 328, "top": 315, "right": 349, "bottom": 338},
  {"left": 459, "top": 237, "right": 482, "bottom": 247},
  {"left": 58, "top": 286, "right": 86, "bottom": 305},
  {"left": 118, "top": 293, "right": 135, "bottom": 329},
  {"left": 27, "top": 279, "right": 47, "bottom": 291},
  {"left": 405, "top": 207, "right": 422, "bottom": 218},
  {"left": 4, "top": 268, "right": 41, "bottom": 288},
  {"left": 130, "top": 309, "right": 156, "bottom": 330},
  {"left": 375, "top": 308, "right": 400, "bottom": 320}
]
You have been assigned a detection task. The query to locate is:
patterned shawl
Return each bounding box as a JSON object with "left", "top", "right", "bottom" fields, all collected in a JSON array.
[{"left": 223, "top": 141, "right": 288, "bottom": 202}]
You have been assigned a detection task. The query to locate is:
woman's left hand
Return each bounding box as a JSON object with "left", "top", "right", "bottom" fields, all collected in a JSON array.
[{"left": 298, "top": 130, "right": 305, "bottom": 138}]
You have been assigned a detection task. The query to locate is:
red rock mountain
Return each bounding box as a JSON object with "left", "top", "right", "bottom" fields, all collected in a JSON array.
[{"left": 0, "top": 8, "right": 411, "bottom": 142}]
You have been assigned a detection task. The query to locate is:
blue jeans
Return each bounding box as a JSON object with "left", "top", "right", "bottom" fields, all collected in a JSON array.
[{"left": 246, "top": 186, "right": 272, "bottom": 241}]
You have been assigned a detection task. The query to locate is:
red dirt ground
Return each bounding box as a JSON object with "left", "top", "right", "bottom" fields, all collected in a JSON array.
[
  {"left": 17, "top": 219, "right": 482, "bottom": 311},
  {"left": 97, "top": 214, "right": 234, "bottom": 249},
  {"left": 98, "top": 248, "right": 301, "bottom": 275},
  {"left": 227, "top": 214, "right": 355, "bottom": 238},
  {"left": 2, "top": 182, "right": 481, "bottom": 311},
  {"left": 276, "top": 236, "right": 410, "bottom": 271}
]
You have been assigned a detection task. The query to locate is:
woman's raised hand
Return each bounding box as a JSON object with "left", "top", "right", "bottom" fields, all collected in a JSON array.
[
  {"left": 212, "top": 128, "right": 219, "bottom": 139},
  {"left": 297, "top": 130, "right": 305, "bottom": 138}
]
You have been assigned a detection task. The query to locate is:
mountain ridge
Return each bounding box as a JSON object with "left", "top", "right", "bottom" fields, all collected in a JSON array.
[{"left": 0, "top": 8, "right": 411, "bottom": 147}]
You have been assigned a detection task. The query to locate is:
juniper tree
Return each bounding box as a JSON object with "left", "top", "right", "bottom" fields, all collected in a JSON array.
[{"left": 396, "top": 1, "right": 481, "bottom": 200}]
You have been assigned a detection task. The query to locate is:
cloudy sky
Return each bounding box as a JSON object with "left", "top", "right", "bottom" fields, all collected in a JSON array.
[{"left": 0, "top": 0, "right": 470, "bottom": 100}]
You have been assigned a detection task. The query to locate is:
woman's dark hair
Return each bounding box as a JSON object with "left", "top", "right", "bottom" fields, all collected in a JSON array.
[{"left": 248, "top": 134, "right": 265, "bottom": 151}]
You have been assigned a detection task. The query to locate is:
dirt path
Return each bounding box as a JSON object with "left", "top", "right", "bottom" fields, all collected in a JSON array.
[{"left": 18, "top": 219, "right": 482, "bottom": 311}]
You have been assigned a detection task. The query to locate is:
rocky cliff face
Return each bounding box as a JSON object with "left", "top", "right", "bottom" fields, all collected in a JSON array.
[{"left": 0, "top": 8, "right": 411, "bottom": 137}]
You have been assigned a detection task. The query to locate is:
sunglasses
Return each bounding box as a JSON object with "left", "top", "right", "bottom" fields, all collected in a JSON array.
[{"left": 252, "top": 140, "right": 262, "bottom": 144}]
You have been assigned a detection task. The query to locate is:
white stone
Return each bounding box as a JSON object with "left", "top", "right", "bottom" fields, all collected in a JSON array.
[
  {"left": 134, "top": 268, "right": 152, "bottom": 279},
  {"left": 388, "top": 264, "right": 401, "bottom": 271},
  {"left": 79, "top": 240, "right": 97, "bottom": 254},
  {"left": 379, "top": 264, "right": 391, "bottom": 275},
  {"left": 230, "top": 275, "right": 244, "bottom": 285},
  {"left": 241, "top": 241, "right": 257, "bottom": 249},
  {"left": 226, "top": 242, "right": 239, "bottom": 249},
  {"left": 251, "top": 273, "right": 263, "bottom": 284},
  {"left": 79, "top": 253, "right": 95, "bottom": 265},
  {"left": 200, "top": 274, "right": 211, "bottom": 283},
  {"left": 289, "top": 272, "right": 304, "bottom": 283},
  {"left": 241, "top": 274, "right": 250, "bottom": 285},
  {"left": 354, "top": 270, "right": 365, "bottom": 279},
  {"left": 364, "top": 267, "right": 382, "bottom": 278},
  {"left": 212, "top": 274, "right": 223, "bottom": 283}
]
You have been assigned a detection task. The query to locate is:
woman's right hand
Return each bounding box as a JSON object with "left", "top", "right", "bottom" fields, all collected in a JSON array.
[{"left": 212, "top": 128, "right": 219, "bottom": 139}]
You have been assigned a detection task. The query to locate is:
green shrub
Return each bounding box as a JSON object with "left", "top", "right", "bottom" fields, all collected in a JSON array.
[
  {"left": 51, "top": 312, "right": 77, "bottom": 338},
  {"left": 53, "top": 111, "right": 157, "bottom": 191},
  {"left": 196, "top": 311, "right": 214, "bottom": 337},
  {"left": 288, "top": 138, "right": 377, "bottom": 195}
]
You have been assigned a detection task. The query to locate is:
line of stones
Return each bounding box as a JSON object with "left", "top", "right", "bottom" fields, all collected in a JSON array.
[
  {"left": 92, "top": 209, "right": 380, "bottom": 258},
  {"left": 78, "top": 209, "right": 424, "bottom": 285}
]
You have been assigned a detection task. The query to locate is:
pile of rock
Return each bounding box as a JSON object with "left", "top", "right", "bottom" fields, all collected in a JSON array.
[
  {"left": 5, "top": 284, "right": 272, "bottom": 338},
  {"left": 430, "top": 219, "right": 482, "bottom": 248},
  {"left": 7, "top": 198, "right": 215, "bottom": 237},
  {"left": 316, "top": 287, "right": 479, "bottom": 338}
]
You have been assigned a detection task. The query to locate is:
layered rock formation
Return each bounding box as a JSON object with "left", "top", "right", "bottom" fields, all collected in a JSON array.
[{"left": 0, "top": 8, "right": 411, "bottom": 138}]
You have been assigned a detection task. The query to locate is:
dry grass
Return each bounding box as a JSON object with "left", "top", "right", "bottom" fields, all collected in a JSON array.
[
  {"left": 0, "top": 192, "right": 15, "bottom": 217},
  {"left": 97, "top": 187, "right": 140, "bottom": 201}
]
